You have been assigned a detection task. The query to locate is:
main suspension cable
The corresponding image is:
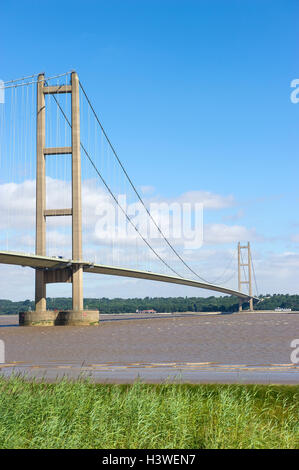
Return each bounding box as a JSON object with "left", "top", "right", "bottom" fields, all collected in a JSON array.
[
  {"left": 250, "top": 251, "right": 259, "bottom": 296},
  {"left": 79, "top": 80, "right": 212, "bottom": 283},
  {"left": 3, "top": 72, "right": 72, "bottom": 89},
  {"left": 48, "top": 86, "right": 182, "bottom": 278}
]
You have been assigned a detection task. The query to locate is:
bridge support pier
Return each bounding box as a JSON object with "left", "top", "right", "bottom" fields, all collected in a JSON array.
[
  {"left": 19, "top": 310, "right": 99, "bottom": 326},
  {"left": 35, "top": 73, "right": 47, "bottom": 315},
  {"left": 54, "top": 310, "right": 99, "bottom": 326},
  {"left": 238, "top": 299, "right": 254, "bottom": 312},
  {"left": 19, "top": 71, "right": 99, "bottom": 326},
  {"left": 238, "top": 242, "right": 254, "bottom": 312},
  {"left": 19, "top": 310, "right": 57, "bottom": 326}
]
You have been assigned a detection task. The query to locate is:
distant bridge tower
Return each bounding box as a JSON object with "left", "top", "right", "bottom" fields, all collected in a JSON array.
[
  {"left": 238, "top": 242, "right": 254, "bottom": 312},
  {"left": 22, "top": 72, "right": 98, "bottom": 326}
]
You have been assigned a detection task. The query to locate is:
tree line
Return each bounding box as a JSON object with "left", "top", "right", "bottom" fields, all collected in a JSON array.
[{"left": 0, "top": 294, "right": 298, "bottom": 315}]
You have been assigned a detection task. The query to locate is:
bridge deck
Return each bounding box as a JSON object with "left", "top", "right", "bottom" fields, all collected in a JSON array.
[{"left": 0, "top": 250, "right": 257, "bottom": 301}]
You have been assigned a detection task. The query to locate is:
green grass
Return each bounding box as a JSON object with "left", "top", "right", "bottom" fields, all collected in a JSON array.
[{"left": 0, "top": 377, "right": 298, "bottom": 449}]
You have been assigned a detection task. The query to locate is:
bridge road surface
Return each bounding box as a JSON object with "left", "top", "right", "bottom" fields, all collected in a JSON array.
[{"left": 0, "top": 312, "right": 298, "bottom": 384}]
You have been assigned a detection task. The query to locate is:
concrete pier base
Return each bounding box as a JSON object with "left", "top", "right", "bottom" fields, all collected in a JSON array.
[
  {"left": 55, "top": 310, "right": 99, "bottom": 326},
  {"left": 19, "top": 311, "right": 57, "bottom": 326},
  {"left": 19, "top": 310, "right": 99, "bottom": 326}
]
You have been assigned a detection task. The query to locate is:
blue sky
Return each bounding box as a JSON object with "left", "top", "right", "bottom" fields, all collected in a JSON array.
[{"left": 1, "top": 0, "right": 299, "bottom": 299}]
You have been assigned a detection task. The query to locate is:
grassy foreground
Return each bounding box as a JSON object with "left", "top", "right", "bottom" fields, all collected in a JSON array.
[{"left": 0, "top": 377, "right": 298, "bottom": 449}]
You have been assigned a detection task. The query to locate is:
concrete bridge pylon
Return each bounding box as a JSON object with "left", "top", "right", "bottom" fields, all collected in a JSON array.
[
  {"left": 22, "top": 72, "right": 98, "bottom": 326},
  {"left": 238, "top": 241, "right": 254, "bottom": 312}
]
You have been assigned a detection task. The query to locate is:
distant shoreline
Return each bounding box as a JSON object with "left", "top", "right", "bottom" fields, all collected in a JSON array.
[{"left": 1, "top": 310, "right": 299, "bottom": 316}]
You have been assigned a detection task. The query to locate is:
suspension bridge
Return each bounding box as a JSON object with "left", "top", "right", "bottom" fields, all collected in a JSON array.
[{"left": 0, "top": 71, "right": 258, "bottom": 325}]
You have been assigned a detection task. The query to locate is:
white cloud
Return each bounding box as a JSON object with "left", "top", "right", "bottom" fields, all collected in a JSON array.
[
  {"left": 222, "top": 210, "right": 244, "bottom": 222},
  {"left": 4, "top": 178, "right": 289, "bottom": 300},
  {"left": 251, "top": 251, "right": 299, "bottom": 294},
  {"left": 204, "top": 224, "right": 262, "bottom": 244},
  {"left": 174, "top": 190, "right": 235, "bottom": 209},
  {"left": 0, "top": 180, "right": 35, "bottom": 229},
  {"left": 0, "top": 179, "right": 258, "bottom": 264},
  {"left": 1, "top": 244, "right": 299, "bottom": 300},
  {"left": 140, "top": 185, "right": 155, "bottom": 195}
]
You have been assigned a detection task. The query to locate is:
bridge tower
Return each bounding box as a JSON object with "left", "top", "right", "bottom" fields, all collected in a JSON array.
[
  {"left": 21, "top": 72, "right": 98, "bottom": 326},
  {"left": 238, "top": 242, "right": 253, "bottom": 312}
]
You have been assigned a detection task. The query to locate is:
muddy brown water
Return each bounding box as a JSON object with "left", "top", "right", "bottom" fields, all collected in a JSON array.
[{"left": 0, "top": 312, "right": 298, "bottom": 383}]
